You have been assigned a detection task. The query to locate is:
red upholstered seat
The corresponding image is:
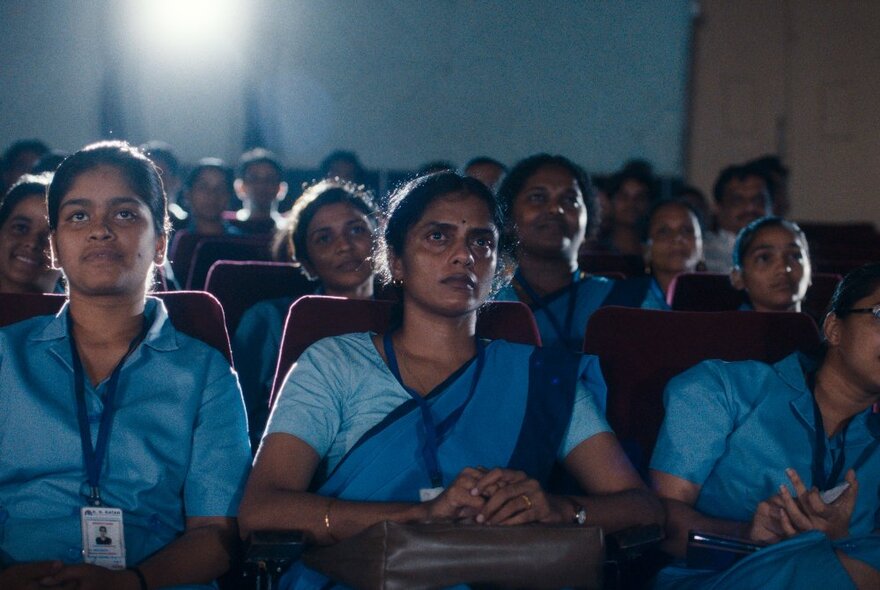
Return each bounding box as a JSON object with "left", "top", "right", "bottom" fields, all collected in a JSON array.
[
  {"left": 268, "top": 296, "right": 541, "bottom": 407},
  {"left": 0, "top": 291, "right": 232, "bottom": 363},
  {"left": 184, "top": 236, "right": 273, "bottom": 290},
  {"left": 204, "top": 260, "right": 313, "bottom": 335},
  {"left": 582, "top": 306, "right": 821, "bottom": 473},
  {"left": 667, "top": 271, "right": 842, "bottom": 322},
  {"left": 578, "top": 252, "right": 646, "bottom": 277}
]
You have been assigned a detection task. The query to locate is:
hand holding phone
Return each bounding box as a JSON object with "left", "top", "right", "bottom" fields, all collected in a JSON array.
[{"left": 819, "top": 481, "right": 850, "bottom": 504}]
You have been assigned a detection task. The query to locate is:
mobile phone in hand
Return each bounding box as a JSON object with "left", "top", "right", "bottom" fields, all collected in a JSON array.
[{"left": 820, "top": 481, "right": 850, "bottom": 504}]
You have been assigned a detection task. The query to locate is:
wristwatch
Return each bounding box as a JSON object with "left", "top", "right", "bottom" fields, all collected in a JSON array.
[{"left": 573, "top": 504, "right": 587, "bottom": 526}]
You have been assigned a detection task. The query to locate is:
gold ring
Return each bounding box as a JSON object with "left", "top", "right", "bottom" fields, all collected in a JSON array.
[{"left": 521, "top": 494, "right": 532, "bottom": 510}]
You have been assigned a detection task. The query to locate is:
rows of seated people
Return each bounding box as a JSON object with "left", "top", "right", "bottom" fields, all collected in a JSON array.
[{"left": 1, "top": 139, "right": 879, "bottom": 589}]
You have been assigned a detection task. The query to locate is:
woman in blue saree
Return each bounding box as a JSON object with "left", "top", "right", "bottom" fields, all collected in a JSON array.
[
  {"left": 493, "top": 154, "right": 616, "bottom": 351},
  {"left": 650, "top": 264, "right": 880, "bottom": 589},
  {"left": 239, "top": 171, "right": 663, "bottom": 589}
]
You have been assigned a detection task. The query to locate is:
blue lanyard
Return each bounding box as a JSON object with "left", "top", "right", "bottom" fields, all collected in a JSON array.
[
  {"left": 811, "top": 395, "right": 847, "bottom": 491},
  {"left": 70, "top": 317, "right": 149, "bottom": 506},
  {"left": 514, "top": 269, "right": 582, "bottom": 350},
  {"left": 806, "top": 371, "right": 880, "bottom": 491},
  {"left": 382, "top": 332, "right": 485, "bottom": 488}
]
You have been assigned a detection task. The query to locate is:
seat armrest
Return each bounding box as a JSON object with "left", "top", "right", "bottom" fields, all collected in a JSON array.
[{"left": 242, "top": 530, "right": 306, "bottom": 588}]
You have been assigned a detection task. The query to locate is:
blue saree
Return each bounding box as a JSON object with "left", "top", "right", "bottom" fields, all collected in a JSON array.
[{"left": 265, "top": 333, "right": 610, "bottom": 589}]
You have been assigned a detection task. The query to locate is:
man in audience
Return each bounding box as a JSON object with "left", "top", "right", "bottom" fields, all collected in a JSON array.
[
  {"left": 319, "top": 150, "right": 365, "bottom": 184},
  {"left": 233, "top": 148, "right": 288, "bottom": 234},
  {"left": 748, "top": 154, "right": 790, "bottom": 217},
  {"left": 1, "top": 139, "right": 49, "bottom": 194},
  {"left": 140, "top": 141, "right": 187, "bottom": 231},
  {"left": 464, "top": 156, "right": 506, "bottom": 191},
  {"left": 703, "top": 163, "right": 772, "bottom": 272}
]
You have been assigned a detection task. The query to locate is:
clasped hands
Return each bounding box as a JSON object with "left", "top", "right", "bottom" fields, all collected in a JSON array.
[
  {"left": 424, "top": 466, "right": 570, "bottom": 526},
  {"left": 749, "top": 467, "right": 858, "bottom": 545}
]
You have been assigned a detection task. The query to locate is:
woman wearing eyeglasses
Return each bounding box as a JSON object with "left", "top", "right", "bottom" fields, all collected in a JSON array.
[{"left": 650, "top": 263, "right": 880, "bottom": 589}]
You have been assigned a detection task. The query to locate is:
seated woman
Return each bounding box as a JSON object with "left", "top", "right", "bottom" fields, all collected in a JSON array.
[
  {"left": 239, "top": 171, "right": 663, "bottom": 590},
  {"left": 0, "top": 173, "right": 61, "bottom": 293},
  {"left": 730, "top": 216, "right": 811, "bottom": 312},
  {"left": 599, "top": 164, "right": 657, "bottom": 256},
  {"left": 0, "top": 142, "right": 251, "bottom": 590},
  {"left": 650, "top": 263, "right": 880, "bottom": 589},
  {"left": 234, "top": 179, "right": 378, "bottom": 448},
  {"left": 494, "top": 154, "right": 615, "bottom": 351},
  {"left": 181, "top": 158, "right": 240, "bottom": 237},
  {"left": 601, "top": 199, "right": 704, "bottom": 310}
]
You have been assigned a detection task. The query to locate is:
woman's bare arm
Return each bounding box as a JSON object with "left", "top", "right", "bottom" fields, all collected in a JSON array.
[
  {"left": 651, "top": 470, "right": 787, "bottom": 557},
  {"left": 238, "top": 433, "right": 486, "bottom": 544}
]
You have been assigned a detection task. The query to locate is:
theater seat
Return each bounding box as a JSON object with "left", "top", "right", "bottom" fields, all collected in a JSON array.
[
  {"left": 204, "top": 260, "right": 313, "bottom": 335},
  {"left": 578, "top": 252, "right": 646, "bottom": 277},
  {"left": 268, "top": 296, "right": 540, "bottom": 406},
  {"left": 0, "top": 291, "right": 232, "bottom": 363},
  {"left": 184, "top": 236, "right": 274, "bottom": 290},
  {"left": 583, "top": 307, "right": 821, "bottom": 475},
  {"left": 668, "top": 271, "right": 842, "bottom": 321}
]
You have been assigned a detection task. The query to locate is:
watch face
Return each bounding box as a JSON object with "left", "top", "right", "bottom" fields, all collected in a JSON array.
[{"left": 575, "top": 507, "right": 587, "bottom": 525}]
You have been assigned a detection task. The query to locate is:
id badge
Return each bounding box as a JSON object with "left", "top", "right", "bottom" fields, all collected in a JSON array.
[
  {"left": 80, "top": 506, "right": 126, "bottom": 569},
  {"left": 419, "top": 487, "right": 444, "bottom": 502}
]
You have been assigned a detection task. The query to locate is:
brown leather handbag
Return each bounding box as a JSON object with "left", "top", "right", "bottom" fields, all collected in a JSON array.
[{"left": 302, "top": 521, "right": 605, "bottom": 590}]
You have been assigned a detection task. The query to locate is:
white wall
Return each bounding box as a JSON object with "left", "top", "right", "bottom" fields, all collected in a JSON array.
[
  {"left": 1, "top": 1, "right": 692, "bottom": 174},
  {"left": 687, "top": 0, "right": 880, "bottom": 225}
]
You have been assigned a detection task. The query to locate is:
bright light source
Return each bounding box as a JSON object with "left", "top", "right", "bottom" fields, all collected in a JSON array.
[{"left": 130, "top": 0, "right": 244, "bottom": 55}]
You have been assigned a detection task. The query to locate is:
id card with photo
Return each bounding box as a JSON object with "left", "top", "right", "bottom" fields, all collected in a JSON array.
[{"left": 80, "top": 506, "right": 126, "bottom": 569}]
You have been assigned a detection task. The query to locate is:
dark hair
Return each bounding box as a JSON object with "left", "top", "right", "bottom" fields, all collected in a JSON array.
[
  {"left": 826, "top": 263, "right": 880, "bottom": 319},
  {"left": 237, "top": 148, "right": 284, "bottom": 180},
  {"left": 497, "top": 153, "right": 598, "bottom": 241},
  {"left": 319, "top": 150, "right": 365, "bottom": 182},
  {"left": 31, "top": 150, "right": 68, "bottom": 175},
  {"left": 606, "top": 162, "right": 657, "bottom": 203},
  {"left": 184, "top": 158, "right": 235, "bottom": 194},
  {"left": 712, "top": 163, "right": 770, "bottom": 203},
  {"left": 140, "top": 141, "right": 180, "bottom": 177},
  {"left": 416, "top": 161, "right": 456, "bottom": 177},
  {"left": 464, "top": 156, "right": 507, "bottom": 173},
  {"left": 284, "top": 179, "right": 377, "bottom": 270},
  {"left": 2, "top": 139, "right": 49, "bottom": 169},
  {"left": 1, "top": 173, "right": 53, "bottom": 228},
  {"left": 47, "top": 141, "right": 168, "bottom": 236},
  {"left": 640, "top": 198, "right": 702, "bottom": 243},
  {"left": 376, "top": 171, "right": 511, "bottom": 291},
  {"left": 732, "top": 216, "right": 809, "bottom": 269}
]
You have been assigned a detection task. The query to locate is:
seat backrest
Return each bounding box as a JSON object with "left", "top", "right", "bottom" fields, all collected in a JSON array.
[
  {"left": 583, "top": 306, "right": 821, "bottom": 473},
  {"left": 268, "top": 297, "right": 541, "bottom": 406},
  {"left": 0, "top": 291, "right": 232, "bottom": 363},
  {"left": 669, "top": 271, "right": 842, "bottom": 322},
  {"left": 185, "top": 236, "right": 274, "bottom": 290},
  {"left": 578, "top": 252, "right": 646, "bottom": 277},
  {"left": 204, "top": 260, "right": 314, "bottom": 335},
  {"left": 168, "top": 230, "right": 204, "bottom": 289},
  {"left": 667, "top": 273, "right": 744, "bottom": 311}
]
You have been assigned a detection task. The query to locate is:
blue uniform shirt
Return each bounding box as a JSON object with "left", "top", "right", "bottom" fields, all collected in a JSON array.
[
  {"left": 0, "top": 298, "right": 251, "bottom": 573},
  {"left": 651, "top": 352, "right": 880, "bottom": 533},
  {"left": 495, "top": 274, "right": 615, "bottom": 350}
]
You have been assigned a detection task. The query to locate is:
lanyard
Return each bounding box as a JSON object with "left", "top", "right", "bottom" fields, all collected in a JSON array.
[
  {"left": 811, "top": 395, "right": 847, "bottom": 491},
  {"left": 71, "top": 317, "right": 149, "bottom": 506},
  {"left": 514, "top": 269, "right": 582, "bottom": 350},
  {"left": 382, "top": 332, "right": 485, "bottom": 488}
]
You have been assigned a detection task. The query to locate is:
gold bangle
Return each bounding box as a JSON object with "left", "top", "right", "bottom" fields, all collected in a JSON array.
[{"left": 324, "top": 499, "right": 337, "bottom": 542}]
